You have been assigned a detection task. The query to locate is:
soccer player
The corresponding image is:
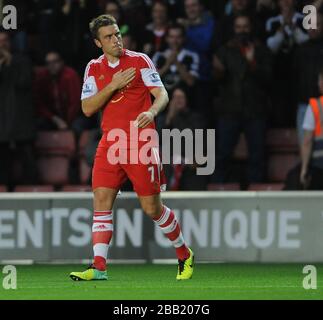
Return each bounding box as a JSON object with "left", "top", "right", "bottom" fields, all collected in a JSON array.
[{"left": 69, "top": 15, "right": 194, "bottom": 281}]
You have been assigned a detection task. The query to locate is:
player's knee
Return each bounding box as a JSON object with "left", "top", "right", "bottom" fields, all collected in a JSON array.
[
  {"left": 141, "top": 202, "right": 162, "bottom": 219},
  {"left": 94, "top": 189, "right": 109, "bottom": 206}
]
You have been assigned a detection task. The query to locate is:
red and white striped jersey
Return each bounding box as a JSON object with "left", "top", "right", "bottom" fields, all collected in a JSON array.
[{"left": 81, "top": 49, "right": 164, "bottom": 141}]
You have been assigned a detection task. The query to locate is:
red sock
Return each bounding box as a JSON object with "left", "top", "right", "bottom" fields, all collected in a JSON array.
[
  {"left": 153, "top": 206, "right": 190, "bottom": 261},
  {"left": 92, "top": 210, "right": 113, "bottom": 271}
]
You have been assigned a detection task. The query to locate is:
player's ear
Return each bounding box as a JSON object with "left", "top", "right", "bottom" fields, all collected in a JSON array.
[{"left": 94, "top": 39, "right": 102, "bottom": 49}]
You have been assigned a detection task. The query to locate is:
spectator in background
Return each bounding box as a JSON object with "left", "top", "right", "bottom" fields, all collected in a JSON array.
[
  {"left": 293, "top": 13, "right": 323, "bottom": 145},
  {"left": 300, "top": 69, "right": 323, "bottom": 189},
  {"left": 117, "top": 0, "right": 148, "bottom": 44},
  {"left": 34, "top": 51, "right": 82, "bottom": 131},
  {"left": 32, "top": 0, "right": 62, "bottom": 59},
  {"left": 285, "top": 69, "right": 323, "bottom": 190},
  {"left": 157, "top": 86, "right": 207, "bottom": 190},
  {"left": 153, "top": 24, "right": 199, "bottom": 93},
  {"left": 59, "top": 0, "right": 99, "bottom": 70},
  {"left": 143, "top": 0, "right": 183, "bottom": 20},
  {"left": 266, "top": 0, "right": 309, "bottom": 126},
  {"left": 217, "top": 0, "right": 255, "bottom": 46},
  {"left": 143, "top": 0, "right": 169, "bottom": 56},
  {"left": 105, "top": 0, "right": 131, "bottom": 36},
  {"left": 257, "top": 0, "right": 276, "bottom": 12},
  {"left": 122, "top": 31, "right": 138, "bottom": 51},
  {"left": 0, "top": 30, "right": 38, "bottom": 188},
  {"left": 266, "top": 0, "right": 308, "bottom": 54},
  {"left": 213, "top": 15, "right": 272, "bottom": 184},
  {"left": 178, "top": 0, "right": 215, "bottom": 115},
  {"left": 3, "top": 0, "right": 31, "bottom": 54}
]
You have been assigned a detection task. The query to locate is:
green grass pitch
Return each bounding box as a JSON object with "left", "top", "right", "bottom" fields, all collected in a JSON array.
[{"left": 0, "top": 264, "right": 322, "bottom": 300}]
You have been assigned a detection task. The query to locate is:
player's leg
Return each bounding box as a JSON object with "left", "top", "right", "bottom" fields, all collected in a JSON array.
[
  {"left": 138, "top": 194, "right": 194, "bottom": 280},
  {"left": 70, "top": 144, "right": 126, "bottom": 281},
  {"left": 139, "top": 193, "right": 190, "bottom": 261},
  {"left": 70, "top": 187, "right": 119, "bottom": 281},
  {"left": 92, "top": 187, "right": 119, "bottom": 271},
  {"left": 123, "top": 147, "right": 194, "bottom": 280}
]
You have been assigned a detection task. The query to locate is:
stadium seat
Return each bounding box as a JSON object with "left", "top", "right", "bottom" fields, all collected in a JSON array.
[
  {"left": 14, "top": 185, "right": 54, "bottom": 192},
  {"left": 0, "top": 185, "right": 8, "bottom": 192},
  {"left": 266, "top": 129, "right": 298, "bottom": 153},
  {"left": 248, "top": 183, "right": 284, "bottom": 191},
  {"left": 35, "top": 131, "right": 76, "bottom": 157},
  {"left": 37, "top": 156, "right": 70, "bottom": 185},
  {"left": 61, "top": 185, "right": 92, "bottom": 192},
  {"left": 207, "top": 183, "right": 240, "bottom": 191},
  {"left": 233, "top": 134, "right": 248, "bottom": 160},
  {"left": 79, "top": 158, "right": 92, "bottom": 184},
  {"left": 267, "top": 154, "right": 299, "bottom": 182}
]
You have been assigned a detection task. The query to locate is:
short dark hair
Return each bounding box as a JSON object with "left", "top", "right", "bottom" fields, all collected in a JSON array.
[
  {"left": 234, "top": 14, "right": 253, "bottom": 27},
  {"left": 167, "top": 23, "right": 186, "bottom": 37},
  {"left": 45, "top": 50, "right": 63, "bottom": 60},
  {"left": 89, "top": 14, "right": 117, "bottom": 40}
]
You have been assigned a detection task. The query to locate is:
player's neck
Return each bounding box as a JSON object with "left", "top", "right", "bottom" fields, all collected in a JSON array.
[{"left": 105, "top": 53, "right": 120, "bottom": 64}]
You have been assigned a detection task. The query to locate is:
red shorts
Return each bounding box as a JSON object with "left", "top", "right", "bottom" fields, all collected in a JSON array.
[{"left": 92, "top": 137, "right": 166, "bottom": 196}]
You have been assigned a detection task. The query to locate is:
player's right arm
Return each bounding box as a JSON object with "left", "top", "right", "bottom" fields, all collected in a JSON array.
[{"left": 81, "top": 65, "right": 136, "bottom": 117}]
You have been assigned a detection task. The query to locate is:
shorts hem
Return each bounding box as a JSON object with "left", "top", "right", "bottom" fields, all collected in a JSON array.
[
  {"left": 92, "top": 185, "right": 121, "bottom": 191},
  {"left": 135, "top": 190, "right": 161, "bottom": 197}
]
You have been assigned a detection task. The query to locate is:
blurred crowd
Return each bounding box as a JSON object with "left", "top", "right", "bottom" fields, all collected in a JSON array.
[{"left": 1, "top": 0, "right": 323, "bottom": 191}]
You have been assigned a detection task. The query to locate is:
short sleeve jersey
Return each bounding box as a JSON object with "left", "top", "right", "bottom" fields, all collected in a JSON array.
[{"left": 81, "top": 49, "right": 164, "bottom": 141}]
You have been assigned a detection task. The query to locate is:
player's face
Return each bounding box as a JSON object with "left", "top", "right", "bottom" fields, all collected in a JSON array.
[{"left": 95, "top": 25, "right": 123, "bottom": 57}]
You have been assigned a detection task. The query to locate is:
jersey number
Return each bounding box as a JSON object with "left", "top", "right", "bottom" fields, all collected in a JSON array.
[{"left": 148, "top": 166, "right": 154, "bottom": 182}]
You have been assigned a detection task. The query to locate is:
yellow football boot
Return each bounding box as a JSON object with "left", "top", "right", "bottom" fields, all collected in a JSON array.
[{"left": 176, "top": 248, "right": 194, "bottom": 280}]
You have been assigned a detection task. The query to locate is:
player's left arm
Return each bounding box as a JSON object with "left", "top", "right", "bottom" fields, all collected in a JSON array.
[
  {"left": 135, "top": 86, "right": 169, "bottom": 128},
  {"left": 135, "top": 54, "right": 169, "bottom": 128}
]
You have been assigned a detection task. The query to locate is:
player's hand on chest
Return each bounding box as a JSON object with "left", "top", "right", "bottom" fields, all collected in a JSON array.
[{"left": 97, "top": 65, "right": 140, "bottom": 93}]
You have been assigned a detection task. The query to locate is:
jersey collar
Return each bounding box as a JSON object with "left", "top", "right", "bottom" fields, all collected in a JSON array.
[{"left": 104, "top": 49, "right": 126, "bottom": 69}]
